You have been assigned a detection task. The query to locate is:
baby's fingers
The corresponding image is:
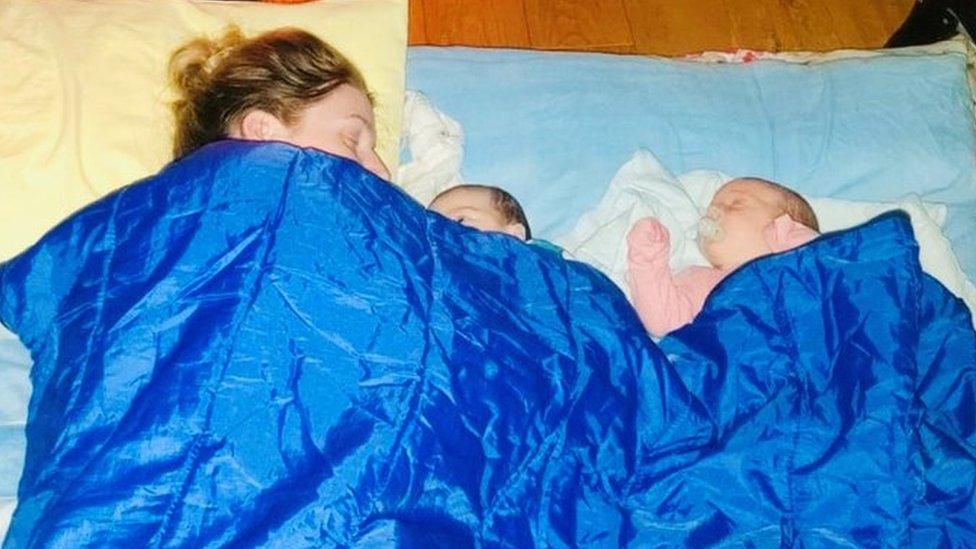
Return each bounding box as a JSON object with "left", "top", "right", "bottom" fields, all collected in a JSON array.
[{"left": 629, "top": 218, "right": 669, "bottom": 244}]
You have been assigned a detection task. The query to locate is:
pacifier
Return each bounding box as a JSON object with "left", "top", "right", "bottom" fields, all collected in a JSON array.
[{"left": 697, "top": 206, "right": 724, "bottom": 242}]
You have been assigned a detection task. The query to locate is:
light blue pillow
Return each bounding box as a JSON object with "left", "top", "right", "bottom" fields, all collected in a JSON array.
[
  {"left": 0, "top": 327, "right": 30, "bottom": 500},
  {"left": 406, "top": 47, "right": 976, "bottom": 245},
  {"left": 946, "top": 204, "right": 976, "bottom": 279}
]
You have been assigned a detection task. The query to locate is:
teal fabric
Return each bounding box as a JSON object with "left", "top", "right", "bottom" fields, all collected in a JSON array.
[{"left": 528, "top": 238, "right": 564, "bottom": 255}]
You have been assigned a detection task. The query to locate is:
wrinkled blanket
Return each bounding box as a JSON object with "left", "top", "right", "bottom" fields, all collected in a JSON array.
[{"left": 0, "top": 142, "right": 973, "bottom": 547}]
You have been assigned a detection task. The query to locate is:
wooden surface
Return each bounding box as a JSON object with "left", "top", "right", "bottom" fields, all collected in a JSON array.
[{"left": 409, "top": 0, "right": 915, "bottom": 55}]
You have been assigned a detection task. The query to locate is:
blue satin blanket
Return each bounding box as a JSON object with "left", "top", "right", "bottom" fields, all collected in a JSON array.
[{"left": 1, "top": 142, "right": 973, "bottom": 547}]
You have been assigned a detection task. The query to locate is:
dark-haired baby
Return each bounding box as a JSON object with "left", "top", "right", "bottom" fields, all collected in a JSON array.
[{"left": 428, "top": 185, "right": 564, "bottom": 256}]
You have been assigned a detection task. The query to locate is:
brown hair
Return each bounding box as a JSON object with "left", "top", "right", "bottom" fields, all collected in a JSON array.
[
  {"left": 746, "top": 177, "right": 820, "bottom": 232},
  {"left": 168, "top": 26, "right": 368, "bottom": 158},
  {"left": 431, "top": 185, "right": 532, "bottom": 239}
]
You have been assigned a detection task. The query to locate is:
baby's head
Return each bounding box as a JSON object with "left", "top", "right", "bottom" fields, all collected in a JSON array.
[
  {"left": 698, "top": 177, "right": 819, "bottom": 269},
  {"left": 429, "top": 184, "right": 531, "bottom": 241}
]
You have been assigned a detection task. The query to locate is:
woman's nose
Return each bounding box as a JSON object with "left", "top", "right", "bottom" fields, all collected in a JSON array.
[{"left": 360, "top": 150, "right": 390, "bottom": 181}]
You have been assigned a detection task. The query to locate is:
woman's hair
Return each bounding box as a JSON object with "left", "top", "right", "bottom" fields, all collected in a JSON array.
[{"left": 168, "top": 26, "right": 368, "bottom": 158}]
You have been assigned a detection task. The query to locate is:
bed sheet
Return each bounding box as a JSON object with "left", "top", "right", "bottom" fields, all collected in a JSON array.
[
  {"left": 0, "top": 324, "right": 29, "bottom": 540},
  {"left": 405, "top": 44, "right": 976, "bottom": 279},
  {"left": 397, "top": 91, "right": 976, "bottom": 318}
]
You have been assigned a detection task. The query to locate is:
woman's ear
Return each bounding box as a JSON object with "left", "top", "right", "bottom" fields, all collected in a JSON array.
[
  {"left": 503, "top": 222, "right": 528, "bottom": 241},
  {"left": 236, "top": 109, "right": 289, "bottom": 141}
]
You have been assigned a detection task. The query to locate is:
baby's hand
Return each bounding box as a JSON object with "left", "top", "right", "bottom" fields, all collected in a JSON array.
[{"left": 627, "top": 217, "right": 670, "bottom": 264}]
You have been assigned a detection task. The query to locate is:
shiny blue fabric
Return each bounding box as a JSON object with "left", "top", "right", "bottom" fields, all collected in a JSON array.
[{"left": 1, "top": 142, "right": 973, "bottom": 547}]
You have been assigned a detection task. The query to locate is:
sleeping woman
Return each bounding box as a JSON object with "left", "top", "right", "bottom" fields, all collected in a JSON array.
[{"left": 168, "top": 26, "right": 389, "bottom": 180}]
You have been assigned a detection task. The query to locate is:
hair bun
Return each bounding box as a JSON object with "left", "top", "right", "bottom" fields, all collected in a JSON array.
[{"left": 168, "top": 26, "right": 244, "bottom": 98}]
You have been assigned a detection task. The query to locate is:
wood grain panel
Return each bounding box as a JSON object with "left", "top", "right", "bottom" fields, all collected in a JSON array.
[
  {"left": 780, "top": 0, "right": 843, "bottom": 51},
  {"left": 878, "top": 0, "right": 917, "bottom": 30},
  {"left": 524, "top": 0, "right": 633, "bottom": 50},
  {"left": 408, "top": 0, "right": 427, "bottom": 45},
  {"left": 625, "top": 0, "right": 736, "bottom": 56},
  {"left": 821, "top": 1, "right": 890, "bottom": 49},
  {"left": 421, "top": 0, "right": 531, "bottom": 47},
  {"left": 721, "top": 0, "right": 781, "bottom": 52},
  {"left": 410, "top": 0, "right": 916, "bottom": 55}
]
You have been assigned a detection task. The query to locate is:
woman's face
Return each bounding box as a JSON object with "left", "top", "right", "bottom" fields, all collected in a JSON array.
[
  {"left": 283, "top": 84, "right": 390, "bottom": 180},
  {"left": 234, "top": 83, "right": 390, "bottom": 180}
]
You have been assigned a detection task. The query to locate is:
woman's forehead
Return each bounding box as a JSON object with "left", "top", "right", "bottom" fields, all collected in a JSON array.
[{"left": 307, "top": 84, "right": 374, "bottom": 124}]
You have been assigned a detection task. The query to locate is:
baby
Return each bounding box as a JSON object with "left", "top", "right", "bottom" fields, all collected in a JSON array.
[
  {"left": 429, "top": 184, "right": 568, "bottom": 255},
  {"left": 429, "top": 184, "right": 531, "bottom": 240},
  {"left": 627, "top": 177, "right": 820, "bottom": 337}
]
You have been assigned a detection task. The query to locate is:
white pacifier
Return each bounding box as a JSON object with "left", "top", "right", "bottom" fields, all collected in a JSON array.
[{"left": 697, "top": 207, "right": 724, "bottom": 242}]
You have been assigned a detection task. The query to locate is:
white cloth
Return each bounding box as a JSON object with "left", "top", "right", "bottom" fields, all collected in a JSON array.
[{"left": 394, "top": 91, "right": 465, "bottom": 206}]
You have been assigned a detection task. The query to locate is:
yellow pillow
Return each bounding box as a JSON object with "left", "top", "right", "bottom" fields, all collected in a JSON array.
[{"left": 0, "top": 0, "right": 407, "bottom": 261}]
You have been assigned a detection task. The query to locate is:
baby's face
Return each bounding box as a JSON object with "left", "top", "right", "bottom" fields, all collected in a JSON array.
[
  {"left": 429, "top": 187, "right": 526, "bottom": 240},
  {"left": 699, "top": 179, "right": 783, "bottom": 269}
]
